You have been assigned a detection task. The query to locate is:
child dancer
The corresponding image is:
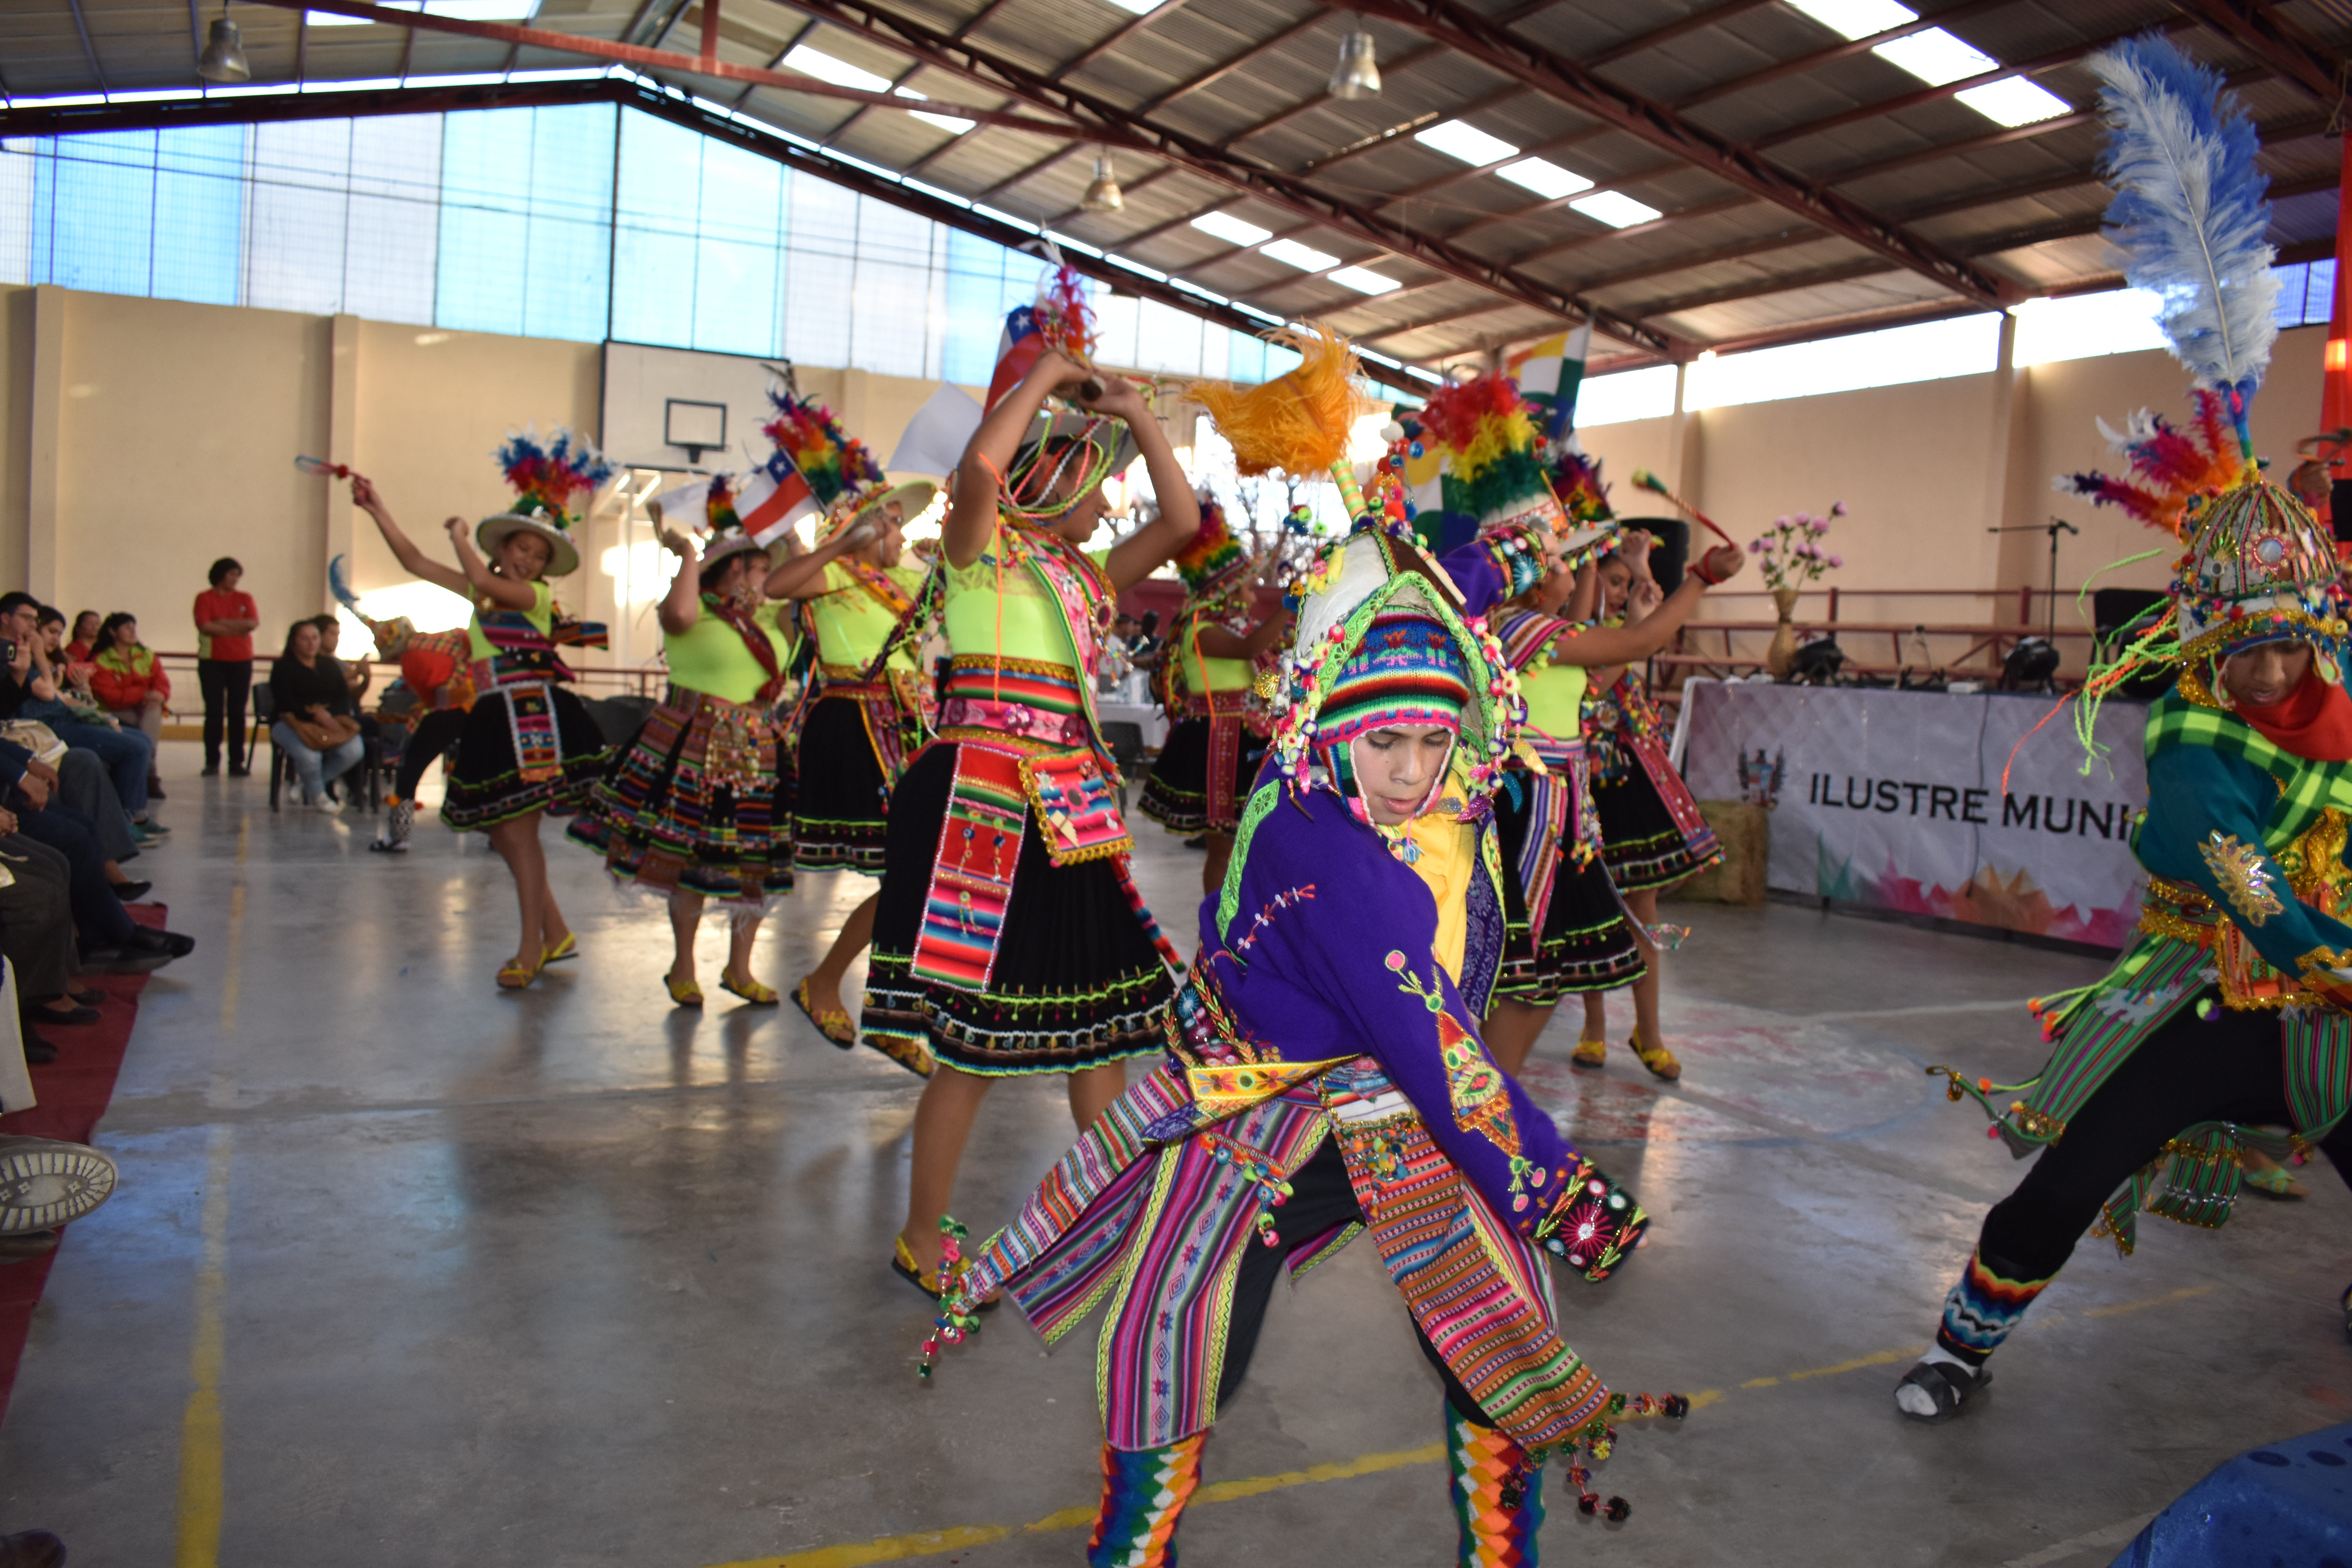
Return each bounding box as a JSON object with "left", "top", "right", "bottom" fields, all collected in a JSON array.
[{"left": 350, "top": 432, "right": 615, "bottom": 989}]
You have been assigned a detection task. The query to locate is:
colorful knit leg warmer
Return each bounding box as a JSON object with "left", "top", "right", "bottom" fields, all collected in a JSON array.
[
  {"left": 1935, "top": 1247, "right": 2054, "bottom": 1366},
  {"left": 1086, "top": 1434, "right": 1205, "bottom": 1568},
  {"left": 1446, "top": 1401, "right": 1545, "bottom": 1568}
]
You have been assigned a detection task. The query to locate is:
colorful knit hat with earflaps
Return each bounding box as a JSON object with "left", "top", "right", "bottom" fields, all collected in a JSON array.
[
  {"left": 2055, "top": 34, "right": 2348, "bottom": 738},
  {"left": 479, "top": 426, "right": 612, "bottom": 578}
]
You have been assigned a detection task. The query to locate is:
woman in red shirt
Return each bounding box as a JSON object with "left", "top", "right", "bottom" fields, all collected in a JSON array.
[{"left": 193, "top": 557, "right": 258, "bottom": 777}]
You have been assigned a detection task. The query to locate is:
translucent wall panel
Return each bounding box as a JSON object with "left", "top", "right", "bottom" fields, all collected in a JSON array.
[
  {"left": 941, "top": 228, "right": 1009, "bottom": 386},
  {"left": 40, "top": 132, "right": 158, "bottom": 297},
  {"left": 692, "top": 136, "right": 783, "bottom": 356},
  {"left": 152, "top": 127, "right": 245, "bottom": 306},
  {"left": 343, "top": 116, "right": 441, "bottom": 325}
]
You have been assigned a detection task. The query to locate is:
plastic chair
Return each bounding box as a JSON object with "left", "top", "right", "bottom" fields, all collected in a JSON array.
[{"left": 250, "top": 684, "right": 285, "bottom": 812}]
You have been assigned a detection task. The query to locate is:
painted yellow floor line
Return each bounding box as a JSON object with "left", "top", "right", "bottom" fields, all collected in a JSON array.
[
  {"left": 715, "top": 1273, "right": 2227, "bottom": 1568},
  {"left": 172, "top": 1122, "right": 234, "bottom": 1568}
]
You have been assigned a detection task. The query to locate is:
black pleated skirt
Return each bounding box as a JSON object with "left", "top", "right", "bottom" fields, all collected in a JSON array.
[
  {"left": 1493, "top": 770, "right": 1646, "bottom": 1005},
  {"left": 440, "top": 684, "right": 612, "bottom": 831}
]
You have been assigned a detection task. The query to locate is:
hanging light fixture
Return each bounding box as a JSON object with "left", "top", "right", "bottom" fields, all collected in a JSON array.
[
  {"left": 197, "top": 1, "right": 252, "bottom": 83},
  {"left": 1328, "top": 20, "right": 1381, "bottom": 100},
  {"left": 1081, "top": 149, "right": 1124, "bottom": 213}
]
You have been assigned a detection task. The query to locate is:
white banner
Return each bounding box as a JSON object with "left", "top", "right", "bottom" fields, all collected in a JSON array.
[{"left": 1676, "top": 680, "right": 2149, "bottom": 948}]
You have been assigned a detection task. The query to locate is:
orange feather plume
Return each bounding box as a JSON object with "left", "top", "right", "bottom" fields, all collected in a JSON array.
[{"left": 1190, "top": 326, "right": 1367, "bottom": 477}]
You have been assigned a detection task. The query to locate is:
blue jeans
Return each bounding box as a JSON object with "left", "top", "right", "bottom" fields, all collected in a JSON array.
[
  {"left": 272, "top": 721, "right": 363, "bottom": 802},
  {"left": 44, "top": 719, "right": 152, "bottom": 817}
]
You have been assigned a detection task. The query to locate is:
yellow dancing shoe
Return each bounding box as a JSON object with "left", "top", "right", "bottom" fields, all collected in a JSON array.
[
  {"left": 1628, "top": 1026, "right": 1682, "bottom": 1082},
  {"left": 496, "top": 955, "right": 543, "bottom": 990},
  {"left": 664, "top": 973, "right": 704, "bottom": 1008},
  {"left": 1571, "top": 1033, "right": 1608, "bottom": 1069},
  {"left": 542, "top": 933, "right": 579, "bottom": 965},
  {"left": 792, "top": 976, "right": 857, "bottom": 1047},
  {"left": 891, "top": 1234, "right": 1000, "bottom": 1312},
  {"left": 720, "top": 973, "right": 780, "bottom": 1007}
]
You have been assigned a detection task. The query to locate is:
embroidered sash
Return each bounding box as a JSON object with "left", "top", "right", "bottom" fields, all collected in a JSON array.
[
  {"left": 1202, "top": 689, "right": 1252, "bottom": 829},
  {"left": 909, "top": 740, "right": 1030, "bottom": 993},
  {"left": 500, "top": 681, "right": 562, "bottom": 784},
  {"left": 815, "top": 665, "right": 921, "bottom": 787},
  {"left": 471, "top": 605, "right": 575, "bottom": 690}
]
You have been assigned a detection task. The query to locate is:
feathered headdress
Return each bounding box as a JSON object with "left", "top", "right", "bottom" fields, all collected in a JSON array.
[
  {"left": 1191, "top": 327, "right": 1368, "bottom": 499},
  {"left": 2091, "top": 35, "right": 2278, "bottom": 454},
  {"left": 2049, "top": 34, "right": 2341, "bottom": 756},
  {"left": 1413, "top": 373, "right": 1569, "bottom": 597},
  {"left": 478, "top": 425, "right": 612, "bottom": 577},
  {"left": 763, "top": 390, "right": 883, "bottom": 514},
  {"left": 1171, "top": 493, "right": 1251, "bottom": 599}
]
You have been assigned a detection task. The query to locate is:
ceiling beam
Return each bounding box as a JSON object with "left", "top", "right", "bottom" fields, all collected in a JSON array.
[
  {"left": 65, "top": 0, "right": 109, "bottom": 96},
  {"left": 751, "top": 0, "right": 1689, "bottom": 352},
  {"left": 1132, "top": 11, "right": 1329, "bottom": 119},
  {"left": 235, "top": 0, "right": 1109, "bottom": 143},
  {"left": 1315, "top": 0, "right": 2020, "bottom": 308},
  {"left": 2168, "top": 0, "right": 2344, "bottom": 101},
  {"left": 1054, "top": 0, "right": 1197, "bottom": 82}
]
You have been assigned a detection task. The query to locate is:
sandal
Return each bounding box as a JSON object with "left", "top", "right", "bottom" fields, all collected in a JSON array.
[
  {"left": 496, "top": 956, "right": 542, "bottom": 991},
  {"left": 2244, "top": 1164, "right": 2307, "bottom": 1200},
  {"left": 542, "top": 933, "right": 578, "bottom": 965},
  {"left": 1628, "top": 1026, "right": 1682, "bottom": 1082},
  {"left": 1894, "top": 1358, "right": 1990, "bottom": 1423},
  {"left": 1571, "top": 1033, "right": 1608, "bottom": 1070},
  {"left": 891, "top": 1235, "right": 1000, "bottom": 1312},
  {"left": 792, "top": 976, "right": 857, "bottom": 1047},
  {"left": 720, "top": 973, "right": 780, "bottom": 1006},
  {"left": 664, "top": 974, "right": 704, "bottom": 1009}
]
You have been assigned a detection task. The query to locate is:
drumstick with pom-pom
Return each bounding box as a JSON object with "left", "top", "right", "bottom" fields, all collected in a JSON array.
[{"left": 1628, "top": 468, "right": 1737, "bottom": 547}]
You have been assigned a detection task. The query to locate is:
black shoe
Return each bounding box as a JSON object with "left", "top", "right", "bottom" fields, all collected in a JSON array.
[
  {"left": 20, "top": 1031, "right": 54, "bottom": 1065},
  {"left": 110, "top": 880, "right": 151, "bottom": 902},
  {"left": 227, "top": 764, "right": 251, "bottom": 778},
  {"left": 0, "top": 1526, "right": 67, "bottom": 1566},
  {"left": 201, "top": 763, "right": 221, "bottom": 777},
  {"left": 367, "top": 837, "right": 407, "bottom": 854},
  {"left": 79, "top": 946, "right": 169, "bottom": 976},
  {"left": 1182, "top": 834, "right": 1208, "bottom": 849},
  {"left": 130, "top": 927, "right": 195, "bottom": 959},
  {"left": 68, "top": 987, "right": 102, "bottom": 1006},
  {"left": 25, "top": 1005, "right": 98, "bottom": 1028}
]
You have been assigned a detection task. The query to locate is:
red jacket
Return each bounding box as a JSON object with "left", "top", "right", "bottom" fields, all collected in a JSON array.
[{"left": 89, "top": 646, "right": 171, "bottom": 710}]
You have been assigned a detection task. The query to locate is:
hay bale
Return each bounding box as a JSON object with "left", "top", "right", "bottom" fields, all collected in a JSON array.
[{"left": 1665, "top": 800, "right": 1768, "bottom": 906}]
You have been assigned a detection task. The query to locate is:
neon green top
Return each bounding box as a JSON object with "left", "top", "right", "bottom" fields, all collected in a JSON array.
[
  {"left": 664, "top": 599, "right": 796, "bottom": 706},
  {"left": 943, "top": 543, "right": 1113, "bottom": 669},
  {"left": 1176, "top": 609, "right": 1252, "bottom": 698},
  {"left": 1520, "top": 656, "right": 1588, "bottom": 744},
  {"left": 811, "top": 562, "right": 926, "bottom": 672},
  {"left": 467, "top": 580, "right": 554, "bottom": 664}
]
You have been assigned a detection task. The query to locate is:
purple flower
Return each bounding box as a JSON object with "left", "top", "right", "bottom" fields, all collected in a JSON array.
[
  {"left": 1828, "top": 554, "right": 1843, "bottom": 567},
  {"left": 1831, "top": 500, "right": 1848, "bottom": 517},
  {"left": 1748, "top": 539, "right": 1764, "bottom": 552}
]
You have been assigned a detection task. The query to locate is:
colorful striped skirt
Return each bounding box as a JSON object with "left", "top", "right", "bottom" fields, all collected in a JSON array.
[
  {"left": 1138, "top": 693, "right": 1263, "bottom": 836},
  {"left": 1493, "top": 765, "right": 1645, "bottom": 1005},
  {"left": 566, "top": 683, "right": 792, "bottom": 905},
  {"left": 791, "top": 672, "right": 915, "bottom": 874},
  {"left": 859, "top": 718, "right": 1179, "bottom": 1080},
  {"left": 441, "top": 680, "right": 612, "bottom": 831},
  {"left": 1588, "top": 719, "right": 1720, "bottom": 892}
]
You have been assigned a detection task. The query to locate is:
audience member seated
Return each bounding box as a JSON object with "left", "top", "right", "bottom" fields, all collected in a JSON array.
[
  {"left": 87, "top": 612, "right": 170, "bottom": 802},
  {"left": 0, "top": 815, "right": 102, "bottom": 1062},
  {"left": 268, "top": 621, "right": 363, "bottom": 811},
  {"left": 312, "top": 614, "right": 379, "bottom": 800},
  {"left": 0, "top": 594, "right": 162, "bottom": 840},
  {"left": 0, "top": 737, "right": 191, "bottom": 982},
  {"left": 62, "top": 611, "right": 97, "bottom": 666}
]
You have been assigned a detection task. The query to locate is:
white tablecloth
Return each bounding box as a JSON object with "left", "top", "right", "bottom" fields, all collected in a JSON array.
[{"left": 1095, "top": 701, "right": 1169, "bottom": 751}]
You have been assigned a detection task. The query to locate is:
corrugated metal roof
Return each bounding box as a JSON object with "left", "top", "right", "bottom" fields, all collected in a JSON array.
[{"left": 5, "top": 0, "right": 2346, "bottom": 372}]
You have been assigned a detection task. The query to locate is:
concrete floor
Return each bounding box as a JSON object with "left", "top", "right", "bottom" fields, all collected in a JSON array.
[{"left": 4, "top": 741, "right": 2347, "bottom": 1566}]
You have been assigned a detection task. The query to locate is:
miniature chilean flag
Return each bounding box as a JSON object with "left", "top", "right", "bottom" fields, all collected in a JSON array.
[
  {"left": 734, "top": 458, "right": 817, "bottom": 546},
  {"left": 987, "top": 303, "right": 1045, "bottom": 413}
]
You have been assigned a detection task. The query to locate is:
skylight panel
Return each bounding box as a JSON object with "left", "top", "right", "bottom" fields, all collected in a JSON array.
[
  {"left": 1262, "top": 238, "right": 1341, "bottom": 271},
  {"left": 315, "top": 0, "right": 528, "bottom": 20},
  {"left": 1571, "top": 191, "right": 1662, "bottom": 229},
  {"left": 1495, "top": 158, "right": 1593, "bottom": 201},
  {"left": 1414, "top": 121, "right": 1520, "bottom": 167},
  {"left": 1871, "top": 28, "right": 1998, "bottom": 87},
  {"left": 1782, "top": 0, "right": 1918, "bottom": 41},
  {"left": 1104, "top": 0, "right": 1167, "bottom": 13},
  {"left": 1192, "top": 211, "right": 1273, "bottom": 247},
  {"left": 896, "top": 90, "right": 974, "bottom": 134},
  {"left": 785, "top": 45, "right": 893, "bottom": 94},
  {"left": 1954, "top": 76, "right": 2072, "bottom": 127},
  {"left": 1328, "top": 266, "right": 1400, "bottom": 295}
]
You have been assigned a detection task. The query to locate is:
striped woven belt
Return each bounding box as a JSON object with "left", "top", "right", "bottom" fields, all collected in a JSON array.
[{"left": 936, "top": 655, "right": 1089, "bottom": 749}]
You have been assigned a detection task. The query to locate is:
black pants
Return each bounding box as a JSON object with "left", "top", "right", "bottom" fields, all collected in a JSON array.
[
  {"left": 1980, "top": 989, "right": 2352, "bottom": 1281},
  {"left": 198, "top": 659, "right": 251, "bottom": 769},
  {"left": 9, "top": 793, "right": 134, "bottom": 949},
  {"left": 1218, "top": 1138, "right": 1495, "bottom": 1428},
  {"left": 394, "top": 707, "right": 468, "bottom": 801}
]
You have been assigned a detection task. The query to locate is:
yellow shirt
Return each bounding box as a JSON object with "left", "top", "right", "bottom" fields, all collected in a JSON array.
[
  {"left": 1399, "top": 808, "right": 1474, "bottom": 984},
  {"left": 1176, "top": 610, "right": 1252, "bottom": 698},
  {"left": 810, "top": 561, "right": 925, "bottom": 672},
  {"left": 943, "top": 541, "right": 1112, "bottom": 669}
]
